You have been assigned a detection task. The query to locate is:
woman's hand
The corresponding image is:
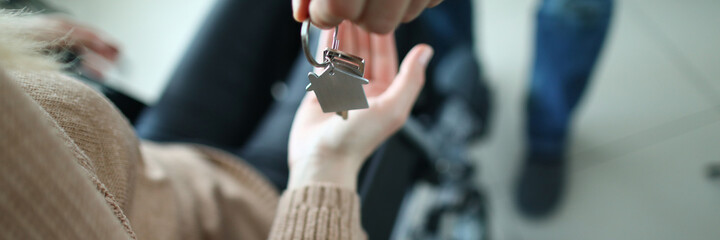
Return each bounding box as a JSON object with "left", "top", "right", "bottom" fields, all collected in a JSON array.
[
  {"left": 21, "top": 15, "right": 120, "bottom": 79},
  {"left": 288, "top": 21, "right": 433, "bottom": 190},
  {"left": 292, "top": 0, "right": 444, "bottom": 34}
]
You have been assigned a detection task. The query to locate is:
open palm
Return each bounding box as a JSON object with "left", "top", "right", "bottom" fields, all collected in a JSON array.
[{"left": 289, "top": 21, "right": 433, "bottom": 173}]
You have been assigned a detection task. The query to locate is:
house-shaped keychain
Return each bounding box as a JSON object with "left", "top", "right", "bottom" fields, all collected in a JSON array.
[{"left": 306, "top": 60, "right": 369, "bottom": 113}]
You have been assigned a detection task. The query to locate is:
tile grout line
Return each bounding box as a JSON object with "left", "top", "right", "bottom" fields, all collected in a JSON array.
[
  {"left": 625, "top": 0, "right": 720, "bottom": 106},
  {"left": 573, "top": 105, "right": 720, "bottom": 172},
  {"left": 571, "top": 0, "right": 720, "bottom": 172}
]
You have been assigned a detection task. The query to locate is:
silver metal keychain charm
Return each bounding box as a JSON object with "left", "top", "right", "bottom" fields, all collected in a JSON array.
[{"left": 301, "top": 19, "right": 369, "bottom": 120}]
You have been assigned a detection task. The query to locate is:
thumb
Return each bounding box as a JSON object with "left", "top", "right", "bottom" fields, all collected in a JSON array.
[
  {"left": 381, "top": 44, "right": 434, "bottom": 113},
  {"left": 293, "top": 0, "right": 310, "bottom": 22}
]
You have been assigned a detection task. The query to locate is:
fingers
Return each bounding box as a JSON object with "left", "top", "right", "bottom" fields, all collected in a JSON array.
[
  {"left": 309, "top": 0, "right": 365, "bottom": 29},
  {"left": 358, "top": 0, "right": 411, "bottom": 34},
  {"left": 338, "top": 21, "right": 356, "bottom": 54},
  {"left": 317, "top": 21, "right": 356, "bottom": 57},
  {"left": 30, "top": 15, "right": 120, "bottom": 62},
  {"left": 48, "top": 15, "right": 120, "bottom": 62},
  {"left": 402, "top": 0, "right": 432, "bottom": 23},
  {"left": 367, "top": 33, "right": 397, "bottom": 93},
  {"left": 316, "top": 27, "right": 334, "bottom": 62},
  {"left": 428, "top": 0, "right": 444, "bottom": 8},
  {"left": 78, "top": 49, "right": 114, "bottom": 80},
  {"left": 73, "top": 29, "right": 120, "bottom": 62},
  {"left": 351, "top": 24, "right": 371, "bottom": 60},
  {"left": 292, "top": 0, "right": 311, "bottom": 22},
  {"left": 299, "top": 0, "right": 444, "bottom": 33},
  {"left": 380, "top": 44, "right": 433, "bottom": 115},
  {"left": 316, "top": 21, "right": 359, "bottom": 74}
]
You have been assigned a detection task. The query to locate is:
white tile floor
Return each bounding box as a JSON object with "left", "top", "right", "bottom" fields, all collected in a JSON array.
[
  {"left": 53, "top": 0, "right": 720, "bottom": 239},
  {"left": 474, "top": 0, "right": 720, "bottom": 239}
]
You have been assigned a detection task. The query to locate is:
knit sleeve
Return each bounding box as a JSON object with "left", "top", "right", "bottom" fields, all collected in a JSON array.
[
  {"left": 268, "top": 184, "right": 367, "bottom": 240},
  {"left": 0, "top": 68, "right": 134, "bottom": 240}
]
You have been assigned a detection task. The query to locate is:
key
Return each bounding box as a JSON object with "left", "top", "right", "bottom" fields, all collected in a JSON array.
[
  {"left": 306, "top": 49, "right": 369, "bottom": 114},
  {"left": 326, "top": 49, "right": 367, "bottom": 119},
  {"left": 301, "top": 20, "right": 369, "bottom": 120}
]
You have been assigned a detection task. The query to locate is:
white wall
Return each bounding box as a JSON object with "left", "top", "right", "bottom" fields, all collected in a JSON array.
[{"left": 49, "top": 0, "right": 218, "bottom": 103}]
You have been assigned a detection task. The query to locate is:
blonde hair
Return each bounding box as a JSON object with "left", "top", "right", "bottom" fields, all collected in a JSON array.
[{"left": 0, "top": 10, "right": 62, "bottom": 72}]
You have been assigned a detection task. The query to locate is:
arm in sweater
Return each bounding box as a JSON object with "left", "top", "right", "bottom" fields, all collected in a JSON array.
[
  {"left": 0, "top": 66, "right": 363, "bottom": 240},
  {"left": 0, "top": 64, "right": 364, "bottom": 240},
  {"left": 273, "top": 23, "right": 433, "bottom": 240},
  {"left": 0, "top": 15, "right": 431, "bottom": 240},
  {"left": 0, "top": 68, "right": 134, "bottom": 240}
]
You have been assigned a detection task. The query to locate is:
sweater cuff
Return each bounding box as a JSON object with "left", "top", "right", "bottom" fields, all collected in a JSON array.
[{"left": 269, "top": 183, "right": 366, "bottom": 240}]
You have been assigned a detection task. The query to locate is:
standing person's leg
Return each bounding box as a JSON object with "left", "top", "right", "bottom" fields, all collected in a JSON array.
[
  {"left": 135, "top": 0, "right": 300, "bottom": 152},
  {"left": 517, "top": 0, "right": 613, "bottom": 217}
]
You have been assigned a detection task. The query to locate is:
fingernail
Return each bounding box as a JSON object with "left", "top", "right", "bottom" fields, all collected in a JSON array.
[
  {"left": 293, "top": 0, "right": 302, "bottom": 13},
  {"left": 292, "top": 0, "right": 300, "bottom": 21},
  {"left": 419, "top": 47, "right": 434, "bottom": 66}
]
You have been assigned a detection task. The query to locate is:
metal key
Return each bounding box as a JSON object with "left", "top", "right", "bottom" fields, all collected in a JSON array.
[{"left": 301, "top": 20, "right": 369, "bottom": 120}]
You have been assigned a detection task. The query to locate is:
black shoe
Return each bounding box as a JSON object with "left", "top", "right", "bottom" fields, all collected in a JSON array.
[{"left": 515, "top": 151, "right": 566, "bottom": 218}]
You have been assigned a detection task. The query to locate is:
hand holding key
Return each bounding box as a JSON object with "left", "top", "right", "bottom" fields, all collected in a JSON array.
[
  {"left": 303, "top": 19, "right": 370, "bottom": 119},
  {"left": 288, "top": 21, "right": 434, "bottom": 190},
  {"left": 292, "top": 0, "right": 444, "bottom": 34}
]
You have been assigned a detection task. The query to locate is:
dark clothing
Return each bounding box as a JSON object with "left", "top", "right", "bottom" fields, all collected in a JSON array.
[
  {"left": 135, "top": 0, "right": 301, "bottom": 189},
  {"left": 135, "top": 0, "right": 482, "bottom": 190}
]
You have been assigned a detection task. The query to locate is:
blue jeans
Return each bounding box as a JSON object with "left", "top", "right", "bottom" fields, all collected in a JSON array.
[{"left": 527, "top": 0, "right": 613, "bottom": 156}]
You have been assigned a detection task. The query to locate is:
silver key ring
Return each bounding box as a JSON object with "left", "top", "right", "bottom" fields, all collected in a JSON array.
[{"left": 301, "top": 19, "right": 338, "bottom": 68}]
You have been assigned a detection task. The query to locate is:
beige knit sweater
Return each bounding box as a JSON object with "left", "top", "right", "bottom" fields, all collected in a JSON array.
[{"left": 0, "top": 67, "right": 367, "bottom": 239}]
